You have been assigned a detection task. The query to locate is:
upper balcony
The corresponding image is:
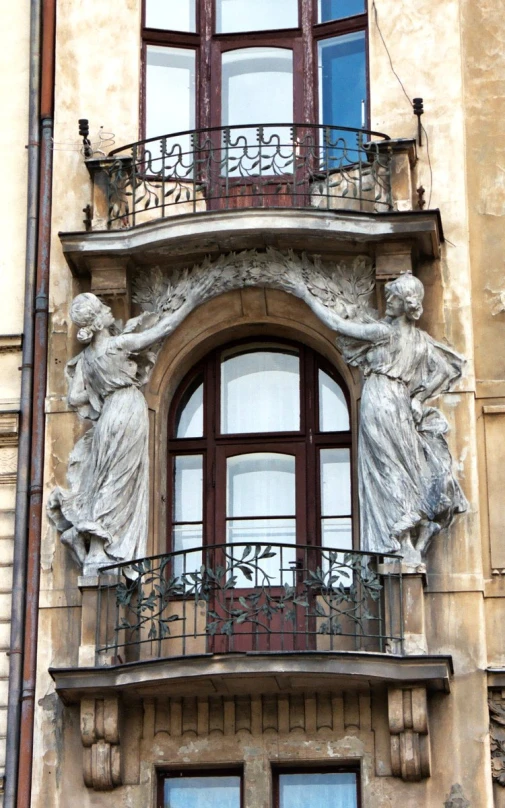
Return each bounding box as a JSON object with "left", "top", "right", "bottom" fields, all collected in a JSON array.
[{"left": 61, "top": 123, "right": 442, "bottom": 282}]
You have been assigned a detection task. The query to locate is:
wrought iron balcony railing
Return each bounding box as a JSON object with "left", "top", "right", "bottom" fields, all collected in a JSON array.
[
  {"left": 95, "top": 542, "right": 404, "bottom": 666},
  {"left": 92, "top": 124, "right": 393, "bottom": 229}
]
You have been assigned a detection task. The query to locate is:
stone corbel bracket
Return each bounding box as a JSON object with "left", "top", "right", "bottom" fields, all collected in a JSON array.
[
  {"left": 388, "top": 686, "right": 431, "bottom": 781},
  {"left": 81, "top": 697, "right": 122, "bottom": 790}
]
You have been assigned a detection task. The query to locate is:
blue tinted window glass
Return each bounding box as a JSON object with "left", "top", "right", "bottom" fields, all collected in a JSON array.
[
  {"left": 318, "top": 32, "right": 366, "bottom": 130},
  {"left": 164, "top": 776, "right": 241, "bottom": 808},
  {"left": 318, "top": 0, "right": 365, "bottom": 22},
  {"left": 279, "top": 772, "right": 358, "bottom": 808}
]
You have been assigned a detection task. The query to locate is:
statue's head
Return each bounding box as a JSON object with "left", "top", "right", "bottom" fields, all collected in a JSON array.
[
  {"left": 70, "top": 293, "right": 114, "bottom": 343},
  {"left": 384, "top": 272, "right": 424, "bottom": 321}
]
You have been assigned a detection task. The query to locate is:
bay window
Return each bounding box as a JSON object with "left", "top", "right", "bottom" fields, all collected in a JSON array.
[{"left": 142, "top": 0, "right": 368, "bottom": 137}]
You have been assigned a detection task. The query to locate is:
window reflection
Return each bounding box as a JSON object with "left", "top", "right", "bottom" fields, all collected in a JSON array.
[
  {"left": 146, "top": 46, "right": 195, "bottom": 141},
  {"left": 318, "top": 0, "right": 365, "bottom": 23},
  {"left": 278, "top": 772, "right": 358, "bottom": 808},
  {"left": 216, "top": 0, "right": 298, "bottom": 33},
  {"left": 173, "top": 455, "right": 203, "bottom": 578},
  {"left": 221, "top": 48, "right": 293, "bottom": 159},
  {"left": 318, "top": 32, "right": 366, "bottom": 132},
  {"left": 176, "top": 375, "right": 204, "bottom": 438},
  {"left": 146, "top": 0, "right": 196, "bottom": 32},
  {"left": 318, "top": 369, "right": 349, "bottom": 431},
  {"left": 227, "top": 453, "right": 296, "bottom": 584},
  {"left": 221, "top": 347, "right": 300, "bottom": 434}
]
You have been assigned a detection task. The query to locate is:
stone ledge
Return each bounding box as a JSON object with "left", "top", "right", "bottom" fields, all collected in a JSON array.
[
  {"left": 50, "top": 651, "right": 453, "bottom": 703},
  {"left": 59, "top": 208, "right": 444, "bottom": 278}
]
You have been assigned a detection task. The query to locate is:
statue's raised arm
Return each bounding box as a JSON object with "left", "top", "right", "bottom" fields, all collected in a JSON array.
[
  {"left": 47, "top": 290, "right": 207, "bottom": 576},
  {"left": 303, "top": 271, "right": 466, "bottom": 566}
]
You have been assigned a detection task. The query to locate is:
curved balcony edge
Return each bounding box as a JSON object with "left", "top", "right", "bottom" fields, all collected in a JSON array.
[
  {"left": 60, "top": 207, "right": 443, "bottom": 279},
  {"left": 50, "top": 651, "right": 453, "bottom": 704}
]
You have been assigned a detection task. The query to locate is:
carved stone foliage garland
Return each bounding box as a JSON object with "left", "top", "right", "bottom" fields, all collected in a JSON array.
[
  {"left": 489, "top": 691, "right": 505, "bottom": 786},
  {"left": 131, "top": 248, "right": 377, "bottom": 322},
  {"left": 48, "top": 248, "right": 466, "bottom": 575}
]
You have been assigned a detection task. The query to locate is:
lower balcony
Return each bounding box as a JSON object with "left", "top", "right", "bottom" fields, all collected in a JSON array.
[
  {"left": 95, "top": 542, "right": 404, "bottom": 664},
  {"left": 50, "top": 541, "right": 452, "bottom": 701},
  {"left": 50, "top": 543, "right": 452, "bottom": 790},
  {"left": 94, "top": 542, "right": 404, "bottom": 664}
]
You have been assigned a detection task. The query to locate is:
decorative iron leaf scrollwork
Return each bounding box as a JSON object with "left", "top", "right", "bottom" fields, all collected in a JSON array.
[
  {"left": 97, "top": 542, "right": 402, "bottom": 662},
  {"left": 99, "top": 123, "right": 393, "bottom": 229}
]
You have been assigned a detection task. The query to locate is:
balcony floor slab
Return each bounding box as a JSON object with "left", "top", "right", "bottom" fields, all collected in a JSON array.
[
  {"left": 50, "top": 650, "right": 452, "bottom": 704},
  {"left": 60, "top": 208, "right": 443, "bottom": 277}
]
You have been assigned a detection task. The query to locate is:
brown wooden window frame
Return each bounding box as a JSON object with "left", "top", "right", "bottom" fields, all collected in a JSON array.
[
  {"left": 167, "top": 338, "right": 354, "bottom": 555},
  {"left": 272, "top": 764, "right": 362, "bottom": 808},
  {"left": 140, "top": 0, "right": 369, "bottom": 138}
]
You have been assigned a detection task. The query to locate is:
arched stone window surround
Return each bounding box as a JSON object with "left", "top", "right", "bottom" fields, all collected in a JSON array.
[{"left": 144, "top": 286, "right": 361, "bottom": 558}]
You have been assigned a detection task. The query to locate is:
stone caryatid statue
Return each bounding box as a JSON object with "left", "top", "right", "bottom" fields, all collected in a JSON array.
[
  {"left": 292, "top": 271, "right": 468, "bottom": 566},
  {"left": 47, "top": 288, "right": 209, "bottom": 576},
  {"left": 49, "top": 251, "right": 467, "bottom": 574}
]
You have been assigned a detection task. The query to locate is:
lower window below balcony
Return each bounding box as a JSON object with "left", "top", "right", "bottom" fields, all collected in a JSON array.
[
  {"left": 160, "top": 771, "right": 242, "bottom": 808},
  {"left": 275, "top": 769, "right": 359, "bottom": 808},
  {"left": 158, "top": 767, "right": 359, "bottom": 808}
]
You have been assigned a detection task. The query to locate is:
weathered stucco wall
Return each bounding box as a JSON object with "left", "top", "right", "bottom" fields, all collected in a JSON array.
[{"left": 0, "top": 0, "right": 30, "bottom": 798}]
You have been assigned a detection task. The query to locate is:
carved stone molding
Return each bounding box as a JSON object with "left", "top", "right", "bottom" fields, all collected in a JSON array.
[
  {"left": 444, "top": 784, "right": 470, "bottom": 808},
  {"left": 0, "top": 335, "right": 22, "bottom": 354},
  {"left": 388, "top": 686, "right": 431, "bottom": 781},
  {"left": 81, "top": 697, "right": 122, "bottom": 791},
  {"left": 0, "top": 412, "right": 19, "bottom": 447},
  {"left": 489, "top": 689, "right": 505, "bottom": 786}
]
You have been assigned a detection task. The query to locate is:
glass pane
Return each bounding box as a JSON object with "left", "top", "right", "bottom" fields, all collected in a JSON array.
[
  {"left": 146, "top": 0, "right": 196, "bottom": 31},
  {"left": 227, "top": 520, "right": 296, "bottom": 585},
  {"left": 227, "top": 453, "right": 296, "bottom": 517},
  {"left": 321, "top": 517, "right": 352, "bottom": 549},
  {"left": 320, "top": 448, "right": 351, "bottom": 516},
  {"left": 319, "top": 369, "right": 349, "bottom": 431},
  {"left": 279, "top": 772, "right": 358, "bottom": 808},
  {"left": 318, "top": 32, "right": 366, "bottom": 131},
  {"left": 176, "top": 376, "right": 203, "bottom": 438},
  {"left": 221, "top": 348, "right": 300, "bottom": 434},
  {"left": 222, "top": 48, "right": 293, "bottom": 127},
  {"left": 318, "top": 0, "right": 365, "bottom": 22},
  {"left": 174, "top": 455, "right": 203, "bottom": 522},
  {"left": 164, "top": 775, "right": 241, "bottom": 808},
  {"left": 172, "top": 524, "right": 202, "bottom": 579},
  {"left": 216, "top": 0, "right": 298, "bottom": 33},
  {"left": 146, "top": 46, "right": 195, "bottom": 140}
]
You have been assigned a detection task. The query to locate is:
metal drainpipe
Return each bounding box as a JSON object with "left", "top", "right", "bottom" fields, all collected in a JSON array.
[
  {"left": 4, "top": 0, "right": 42, "bottom": 804},
  {"left": 5, "top": 0, "right": 55, "bottom": 805}
]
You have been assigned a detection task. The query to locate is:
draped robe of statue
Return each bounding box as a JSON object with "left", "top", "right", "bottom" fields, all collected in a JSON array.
[
  {"left": 339, "top": 319, "right": 468, "bottom": 556},
  {"left": 48, "top": 330, "right": 155, "bottom": 572}
]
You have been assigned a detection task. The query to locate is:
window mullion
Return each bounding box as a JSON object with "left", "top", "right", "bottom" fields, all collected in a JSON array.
[{"left": 199, "top": 0, "right": 213, "bottom": 129}]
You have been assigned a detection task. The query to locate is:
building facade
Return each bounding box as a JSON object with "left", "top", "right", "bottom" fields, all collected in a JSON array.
[{"left": 1, "top": 0, "right": 505, "bottom": 806}]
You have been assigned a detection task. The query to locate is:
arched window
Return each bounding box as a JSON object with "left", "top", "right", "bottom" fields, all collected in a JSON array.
[{"left": 167, "top": 339, "right": 353, "bottom": 574}]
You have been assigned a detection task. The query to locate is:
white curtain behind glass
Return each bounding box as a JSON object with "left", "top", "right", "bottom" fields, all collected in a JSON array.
[{"left": 221, "top": 349, "right": 300, "bottom": 434}]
